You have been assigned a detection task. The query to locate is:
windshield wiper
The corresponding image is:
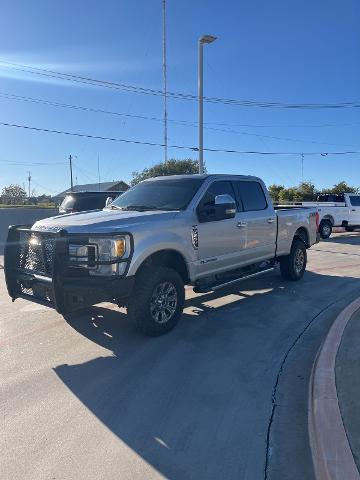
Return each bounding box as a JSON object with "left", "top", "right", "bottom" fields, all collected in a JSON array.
[
  {"left": 106, "top": 204, "right": 123, "bottom": 210},
  {"left": 123, "top": 205, "right": 163, "bottom": 211},
  {"left": 108, "top": 205, "right": 179, "bottom": 211},
  {"left": 122, "top": 205, "right": 179, "bottom": 211}
]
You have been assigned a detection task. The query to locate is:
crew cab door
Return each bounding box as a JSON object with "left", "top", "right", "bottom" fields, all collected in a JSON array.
[
  {"left": 195, "top": 180, "right": 245, "bottom": 276},
  {"left": 232, "top": 180, "right": 277, "bottom": 263},
  {"left": 347, "top": 194, "right": 360, "bottom": 225}
]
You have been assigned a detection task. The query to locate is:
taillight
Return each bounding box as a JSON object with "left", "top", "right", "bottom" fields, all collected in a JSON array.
[{"left": 316, "top": 211, "right": 320, "bottom": 231}]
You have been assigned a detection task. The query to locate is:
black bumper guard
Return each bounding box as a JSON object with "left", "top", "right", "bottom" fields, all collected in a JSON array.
[{"left": 4, "top": 225, "right": 134, "bottom": 313}]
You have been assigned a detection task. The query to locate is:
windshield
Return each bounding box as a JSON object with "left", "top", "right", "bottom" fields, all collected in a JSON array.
[{"left": 109, "top": 178, "right": 204, "bottom": 211}]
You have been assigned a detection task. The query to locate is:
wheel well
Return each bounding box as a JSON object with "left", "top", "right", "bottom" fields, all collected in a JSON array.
[
  {"left": 138, "top": 250, "right": 189, "bottom": 283},
  {"left": 321, "top": 215, "right": 334, "bottom": 225},
  {"left": 294, "top": 227, "right": 309, "bottom": 247}
]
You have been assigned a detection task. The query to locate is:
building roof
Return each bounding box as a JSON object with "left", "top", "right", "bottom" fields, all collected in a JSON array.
[{"left": 55, "top": 180, "right": 129, "bottom": 198}]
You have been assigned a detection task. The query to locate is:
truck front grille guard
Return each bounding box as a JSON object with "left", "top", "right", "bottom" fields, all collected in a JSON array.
[
  {"left": 4, "top": 225, "right": 68, "bottom": 310},
  {"left": 4, "top": 226, "right": 133, "bottom": 312}
]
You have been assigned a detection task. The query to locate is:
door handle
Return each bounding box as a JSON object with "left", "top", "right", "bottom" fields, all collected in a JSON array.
[
  {"left": 267, "top": 218, "right": 275, "bottom": 223},
  {"left": 237, "top": 221, "right": 247, "bottom": 228},
  {"left": 352, "top": 209, "right": 356, "bottom": 212}
]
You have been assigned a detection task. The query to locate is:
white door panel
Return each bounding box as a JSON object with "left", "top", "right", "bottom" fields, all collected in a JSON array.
[
  {"left": 239, "top": 210, "right": 277, "bottom": 263},
  {"left": 348, "top": 195, "right": 360, "bottom": 224}
]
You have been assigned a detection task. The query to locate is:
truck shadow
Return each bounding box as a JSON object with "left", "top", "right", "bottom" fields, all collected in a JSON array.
[
  {"left": 326, "top": 233, "right": 360, "bottom": 246},
  {"left": 55, "top": 270, "right": 360, "bottom": 479}
]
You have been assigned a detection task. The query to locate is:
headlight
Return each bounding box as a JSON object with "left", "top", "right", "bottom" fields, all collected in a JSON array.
[
  {"left": 69, "top": 235, "right": 131, "bottom": 276},
  {"left": 88, "top": 236, "right": 130, "bottom": 261},
  {"left": 88, "top": 236, "right": 130, "bottom": 276}
]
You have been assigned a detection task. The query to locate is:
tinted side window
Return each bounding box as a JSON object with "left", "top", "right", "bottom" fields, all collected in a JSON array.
[
  {"left": 199, "top": 181, "right": 235, "bottom": 208},
  {"left": 350, "top": 196, "right": 360, "bottom": 206},
  {"left": 235, "top": 181, "right": 267, "bottom": 211},
  {"left": 198, "top": 181, "right": 235, "bottom": 222}
]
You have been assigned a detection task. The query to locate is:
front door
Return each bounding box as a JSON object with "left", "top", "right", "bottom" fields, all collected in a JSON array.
[
  {"left": 348, "top": 195, "right": 360, "bottom": 225},
  {"left": 195, "top": 180, "right": 246, "bottom": 277}
]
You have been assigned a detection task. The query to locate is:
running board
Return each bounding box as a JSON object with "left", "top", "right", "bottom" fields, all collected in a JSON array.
[{"left": 193, "top": 267, "right": 276, "bottom": 294}]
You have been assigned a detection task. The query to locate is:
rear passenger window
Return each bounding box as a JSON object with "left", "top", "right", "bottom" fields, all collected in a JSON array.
[
  {"left": 350, "top": 196, "right": 360, "bottom": 206},
  {"left": 235, "top": 181, "right": 267, "bottom": 211}
]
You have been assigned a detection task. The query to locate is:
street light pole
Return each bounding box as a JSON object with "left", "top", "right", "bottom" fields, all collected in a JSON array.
[
  {"left": 27, "top": 171, "right": 31, "bottom": 198},
  {"left": 198, "top": 34, "right": 217, "bottom": 175},
  {"left": 69, "top": 155, "right": 74, "bottom": 190},
  {"left": 162, "top": 0, "right": 168, "bottom": 163}
]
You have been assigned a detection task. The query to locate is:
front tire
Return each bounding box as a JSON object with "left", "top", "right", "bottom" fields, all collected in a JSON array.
[
  {"left": 319, "top": 220, "right": 332, "bottom": 239},
  {"left": 127, "top": 266, "right": 185, "bottom": 336},
  {"left": 280, "top": 238, "right": 307, "bottom": 281}
]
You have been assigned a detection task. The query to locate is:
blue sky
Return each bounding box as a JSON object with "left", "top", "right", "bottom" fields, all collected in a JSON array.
[{"left": 0, "top": 0, "right": 359, "bottom": 195}]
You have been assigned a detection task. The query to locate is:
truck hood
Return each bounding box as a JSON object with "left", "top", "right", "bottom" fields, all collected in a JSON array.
[{"left": 32, "top": 208, "right": 178, "bottom": 234}]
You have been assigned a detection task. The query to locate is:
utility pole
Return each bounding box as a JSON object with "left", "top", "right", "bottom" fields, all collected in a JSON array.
[
  {"left": 69, "top": 155, "right": 74, "bottom": 190},
  {"left": 198, "top": 35, "right": 217, "bottom": 174},
  {"left": 27, "top": 171, "right": 31, "bottom": 198},
  {"left": 97, "top": 154, "right": 101, "bottom": 190},
  {"left": 301, "top": 153, "right": 304, "bottom": 184},
  {"left": 162, "top": 0, "right": 168, "bottom": 163}
]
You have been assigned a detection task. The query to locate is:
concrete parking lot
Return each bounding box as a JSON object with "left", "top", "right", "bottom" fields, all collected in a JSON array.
[{"left": 1, "top": 233, "right": 360, "bottom": 480}]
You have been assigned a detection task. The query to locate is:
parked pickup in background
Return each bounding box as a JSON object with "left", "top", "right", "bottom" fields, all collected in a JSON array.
[
  {"left": 278, "top": 193, "right": 360, "bottom": 238},
  {"left": 59, "top": 190, "right": 124, "bottom": 214},
  {"left": 5, "top": 174, "right": 319, "bottom": 336}
]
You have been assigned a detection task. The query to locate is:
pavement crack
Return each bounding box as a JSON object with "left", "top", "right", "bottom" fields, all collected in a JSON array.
[{"left": 263, "top": 295, "right": 346, "bottom": 479}]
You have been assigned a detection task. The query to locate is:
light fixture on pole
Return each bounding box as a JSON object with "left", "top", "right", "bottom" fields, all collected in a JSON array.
[{"left": 198, "top": 34, "right": 217, "bottom": 175}]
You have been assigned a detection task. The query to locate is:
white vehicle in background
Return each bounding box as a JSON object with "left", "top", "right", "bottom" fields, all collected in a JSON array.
[{"left": 280, "top": 193, "right": 360, "bottom": 239}]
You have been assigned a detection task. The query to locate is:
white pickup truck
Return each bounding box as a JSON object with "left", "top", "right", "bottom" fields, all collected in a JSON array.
[
  {"left": 279, "top": 193, "right": 360, "bottom": 239},
  {"left": 5, "top": 174, "right": 319, "bottom": 336}
]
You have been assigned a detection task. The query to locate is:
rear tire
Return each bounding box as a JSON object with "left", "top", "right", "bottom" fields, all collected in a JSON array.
[
  {"left": 127, "top": 266, "right": 185, "bottom": 336},
  {"left": 280, "top": 238, "right": 307, "bottom": 281},
  {"left": 319, "top": 220, "right": 332, "bottom": 239}
]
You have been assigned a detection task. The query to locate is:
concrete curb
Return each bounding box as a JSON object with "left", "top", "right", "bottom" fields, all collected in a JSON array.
[{"left": 309, "top": 297, "right": 360, "bottom": 480}]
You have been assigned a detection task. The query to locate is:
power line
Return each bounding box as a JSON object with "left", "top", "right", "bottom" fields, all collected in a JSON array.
[
  {"left": 0, "top": 91, "right": 353, "bottom": 147},
  {"left": 3, "top": 90, "right": 358, "bottom": 130},
  {"left": 1, "top": 60, "right": 360, "bottom": 109},
  {"left": 0, "top": 119, "right": 359, "bottom": 156},
  {"left": 0, "top": 158, "right": 66, "bottom": 165}
]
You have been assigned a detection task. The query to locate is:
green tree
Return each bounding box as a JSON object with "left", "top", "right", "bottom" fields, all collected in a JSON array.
[
  {"left": 296, "top": 181, "right": 317, "bottom": 201},
  {"left": 278, "top": 187, "right": 300, "bottom": 202},
  {"left": 326, "top": 181, "right": 358, "bottom": 194},
  {"left": 1, "top": 184, "right": 27, "bottom": 205},
  {"left": 268, "top": 184, "right": 285, "bottom": 202},
  {"left": 131, "top": 159, "right": 203, "bottom": 186}
]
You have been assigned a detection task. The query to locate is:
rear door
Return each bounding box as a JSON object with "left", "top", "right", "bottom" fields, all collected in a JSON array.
[
  {"left": 195, "top": 180, "right": 246, "bottom": 276},
  {"left": 348, "top": 195, "right": 360, "bottom": 225},
  {"left": 233, "top": 180, "right": 277, "bottom": 263}
]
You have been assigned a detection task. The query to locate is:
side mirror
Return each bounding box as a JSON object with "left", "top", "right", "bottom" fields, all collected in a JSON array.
[
  {"left": 105, "top": 196, "right": 113, "bottom": 207},
  {"left": 198, "top": 194, "right": 236, "bottom": 222},
  {"left": 214, "top": 194, "right": 236, "bottom": 220}
]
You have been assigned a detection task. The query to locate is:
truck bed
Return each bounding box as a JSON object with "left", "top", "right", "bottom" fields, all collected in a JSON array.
[{"left": 275, "top": 206, "right": 318, "bottom": 256}]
